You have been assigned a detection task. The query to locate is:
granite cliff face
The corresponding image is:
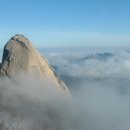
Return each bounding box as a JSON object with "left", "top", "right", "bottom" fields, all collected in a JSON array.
[{"left": 0, "top": 34, "right": 70, "bottom": 94}]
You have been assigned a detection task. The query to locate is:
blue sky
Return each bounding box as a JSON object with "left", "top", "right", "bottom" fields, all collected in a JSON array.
[{"left": 0, "top": 0, "right": 130, "bottom": 48}]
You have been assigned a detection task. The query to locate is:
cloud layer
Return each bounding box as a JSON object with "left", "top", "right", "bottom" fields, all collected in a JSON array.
[
  {"left": 0, "top": 48, "right": 130, "bottom": 130},
  {"left": 40, "top": 49, "right": 130, "bottom": 130}
]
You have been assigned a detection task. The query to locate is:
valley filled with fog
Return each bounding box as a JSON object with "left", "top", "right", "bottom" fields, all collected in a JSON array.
[
  {"left": 40, "top": 48, "right": 130, "bottom": 130},
  {"left": 0, "top": 47, "right": 130, "bottom": 130}
]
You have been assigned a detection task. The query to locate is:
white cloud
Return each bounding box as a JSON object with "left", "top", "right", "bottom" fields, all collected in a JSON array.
[
  {"left": 38, "top": 49, "right": 130, "bottom": 130},
  {"left": 1, "top": 47, "right": 130, "bottom": 130}
]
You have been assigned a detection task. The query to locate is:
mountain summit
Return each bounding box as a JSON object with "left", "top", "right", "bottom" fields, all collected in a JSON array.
[{"left": 0, "top": 34, "right": 70, "bottom": 94}]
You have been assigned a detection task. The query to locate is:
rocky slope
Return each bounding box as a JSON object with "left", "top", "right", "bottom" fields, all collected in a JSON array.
[{"left": 0, "top": 34, "right": 70, "bottom": 94}]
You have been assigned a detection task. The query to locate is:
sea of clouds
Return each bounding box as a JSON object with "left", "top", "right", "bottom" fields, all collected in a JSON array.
[
  {"left": 0, "top": 48, "right": 130, "bottom": 130},
  {"left": 40, "top": 48, "right": 130, "bottom": 130}
]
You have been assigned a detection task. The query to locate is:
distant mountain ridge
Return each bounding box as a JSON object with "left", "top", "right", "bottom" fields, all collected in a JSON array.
[{"left": 77, "top": 52, "right": 114, "bottom": 62}]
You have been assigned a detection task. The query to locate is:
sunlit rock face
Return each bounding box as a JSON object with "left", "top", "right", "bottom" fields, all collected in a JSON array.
[{"left": 0, "top": 34, "right": 70, "bottom": 94}]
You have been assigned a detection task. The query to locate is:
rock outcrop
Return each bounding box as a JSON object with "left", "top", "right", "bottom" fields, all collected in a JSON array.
[{"left": 0, "top": 34, "right": 70, "bottom": 94}]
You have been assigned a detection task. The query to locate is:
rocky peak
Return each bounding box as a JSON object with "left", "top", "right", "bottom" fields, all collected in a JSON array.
[
  {"left": 0, "top": 34, "right": 70, "bottom": 94},
  {"left": 5, "top": 34, "right": 31, "bottom": 49}
]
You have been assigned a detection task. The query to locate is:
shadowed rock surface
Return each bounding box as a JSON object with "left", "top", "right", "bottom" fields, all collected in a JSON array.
[{"left": 0, "top": 34, "right": 70, "bottom": 94}]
